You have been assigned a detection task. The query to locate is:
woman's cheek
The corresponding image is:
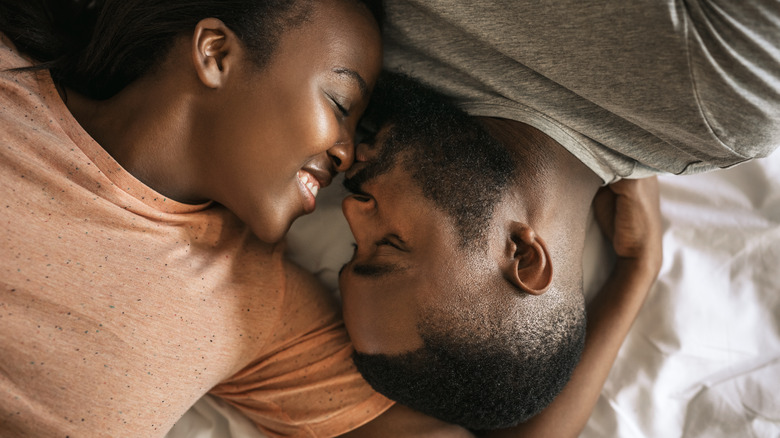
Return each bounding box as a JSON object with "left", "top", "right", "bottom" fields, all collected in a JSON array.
[{"left": 309, "top": 103, "right": 344, "bottom": 154}]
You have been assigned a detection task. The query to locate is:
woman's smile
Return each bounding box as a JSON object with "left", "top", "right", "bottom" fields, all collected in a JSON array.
[
  {"left": 185, "top": 0, "right": 381, "bottom": 243},
  {"left": 297, "top": 168, "right": 328, "bottom": 213}
]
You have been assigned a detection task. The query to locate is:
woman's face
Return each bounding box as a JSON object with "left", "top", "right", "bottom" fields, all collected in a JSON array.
[{"left": 198, "top": 0, "right": 382, "bottom": 243}]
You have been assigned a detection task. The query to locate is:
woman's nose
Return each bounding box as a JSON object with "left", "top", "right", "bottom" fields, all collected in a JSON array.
[{"left": 328, "top": 139, "right": 355, "bottom": 173}]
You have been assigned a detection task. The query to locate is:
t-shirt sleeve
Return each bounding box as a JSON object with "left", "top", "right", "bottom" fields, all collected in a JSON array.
[
  {"left": 683, "top": 0, "right": 780, "bottom": 159},
  {"left": 209, "top": 261, "right": 393, "bottom": 438}
]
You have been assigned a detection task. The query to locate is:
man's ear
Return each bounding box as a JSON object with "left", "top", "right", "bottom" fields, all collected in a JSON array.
[
  {"left": 191, "top": 18, "right": 235, "bottom": 89},
  {"left": 502, "top": 222, "right": 553, "bottom": 295}
]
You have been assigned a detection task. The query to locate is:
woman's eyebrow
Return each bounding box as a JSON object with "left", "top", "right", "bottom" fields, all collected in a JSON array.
[{"left": 333, "top": 67, "right": 369, "bottom": 99}]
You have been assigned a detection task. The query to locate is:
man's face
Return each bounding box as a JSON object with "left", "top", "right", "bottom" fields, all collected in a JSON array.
[
  {"left": 339, "top": 126, "right": 505, "bottom": 355},
  {"left": 339, "top": 144, "right": 463, "bottom": 355},
  {"left": 334, "top": 77, "right": 588, "bottom": 430}
]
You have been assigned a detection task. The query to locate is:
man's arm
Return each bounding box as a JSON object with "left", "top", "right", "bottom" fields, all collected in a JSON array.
[
  {"left": 340, "top": 404, "right": 474, "bottom": 438},
  {"left": 486, "top": 177, "right": 663, "bottom": 437}
]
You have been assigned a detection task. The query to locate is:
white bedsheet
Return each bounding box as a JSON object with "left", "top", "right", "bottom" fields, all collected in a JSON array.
[
  {"left": 583, "top": 153, "right": 780, "bottom": 438},
  {"left": 167, "top": 151, "right": 780, "bottom": 438}
]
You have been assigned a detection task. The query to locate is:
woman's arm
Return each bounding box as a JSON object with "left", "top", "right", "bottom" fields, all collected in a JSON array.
[{"left": 486, "top": 176, "right": 663, "bottom": 438}]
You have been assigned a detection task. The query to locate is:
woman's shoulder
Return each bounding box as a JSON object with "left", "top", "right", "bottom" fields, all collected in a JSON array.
[{"left": 0, "top": 32, "right": 35, "bottom": 70}]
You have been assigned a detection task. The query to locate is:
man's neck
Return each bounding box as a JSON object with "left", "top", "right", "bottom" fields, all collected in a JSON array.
[
  {"left": 477, "top": 117, "right": 601, "bottom": 222},
  {"left": 522, "top": 132, "right": 601, "bottom": 238},
  {"left": 478, "top": 116, "right": 602, "bottom": 279}
]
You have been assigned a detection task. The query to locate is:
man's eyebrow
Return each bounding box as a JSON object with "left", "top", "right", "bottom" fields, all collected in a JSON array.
[
  {"left": 352, "top": 262, "right": 408, "bottom": 278},
  {"left": 333, "top": 67, "right": 369, "bottom": 100}
]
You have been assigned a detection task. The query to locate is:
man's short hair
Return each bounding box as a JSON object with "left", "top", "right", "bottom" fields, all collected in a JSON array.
[{"left": 354, "top": 71, "right": 516, "bottom": 249}]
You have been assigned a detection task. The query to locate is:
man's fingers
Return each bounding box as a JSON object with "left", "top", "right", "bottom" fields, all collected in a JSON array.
[{"left": 593, "top": 186, "right": 616, "bottom": 239}]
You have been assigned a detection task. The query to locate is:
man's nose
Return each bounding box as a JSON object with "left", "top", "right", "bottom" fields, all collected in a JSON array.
[
  {"left": 342, "top": 195, "right": 377, "bottom": 246},
  {"left": 328, "top": 138, "right": 355, "bottom": 173}
]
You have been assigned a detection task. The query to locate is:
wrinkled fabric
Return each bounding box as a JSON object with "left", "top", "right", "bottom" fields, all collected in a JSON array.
[
  {"left": 583, "top": 152, "right": 780, "bottom": 437},
  {"left": 382, "top": 0, "right": 780, "bottom": 183}
]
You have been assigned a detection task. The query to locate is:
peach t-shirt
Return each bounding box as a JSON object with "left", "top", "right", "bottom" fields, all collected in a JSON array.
[{"left": 0, "top": 35, "right": 392, "bottom": 437}]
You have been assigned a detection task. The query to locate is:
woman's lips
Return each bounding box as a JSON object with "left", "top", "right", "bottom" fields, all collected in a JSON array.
[
  {"left": 299, "top": 170, "right": 320, "bottom": 197},
  {"left": 297, "top": 169, "right": 321, "bottom": 213}
]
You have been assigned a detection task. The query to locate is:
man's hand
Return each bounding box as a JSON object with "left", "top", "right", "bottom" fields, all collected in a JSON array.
[{"left": 593, "top": 177, "right": 663, "bottom": 276}]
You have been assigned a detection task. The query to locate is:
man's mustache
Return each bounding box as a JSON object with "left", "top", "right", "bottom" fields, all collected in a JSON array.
[
  {"left": 343, "top": 155, "right": 393, "bottom": 195},
  {"left": 343, "top": 170, "right": 365, "bottom": 195}
]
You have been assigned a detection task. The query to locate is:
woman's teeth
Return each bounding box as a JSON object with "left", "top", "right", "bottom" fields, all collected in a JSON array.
[{"left": 299, "top": 172, "right": 319, "bottom": 198}]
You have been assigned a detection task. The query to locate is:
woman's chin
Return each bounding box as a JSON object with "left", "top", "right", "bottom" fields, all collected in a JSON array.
[{"left": 248, "top": 217, "right": 293, "bottom": 245}]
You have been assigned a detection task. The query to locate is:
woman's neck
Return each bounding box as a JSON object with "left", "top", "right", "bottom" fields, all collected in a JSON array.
[{"left": 61, "top": 68, "right": 206, "bottom": 204}]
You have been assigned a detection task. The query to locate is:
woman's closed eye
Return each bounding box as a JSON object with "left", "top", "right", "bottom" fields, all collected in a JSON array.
[
  {"left": 335, "top": 100, "right": 350, "bottom": 117},
  {"left": 328, "top": 93, "right": 350, "bottom": 117}
]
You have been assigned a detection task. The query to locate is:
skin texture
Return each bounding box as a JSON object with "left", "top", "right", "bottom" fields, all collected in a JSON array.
[{"left": 61, "top": 0, "right": 382, "bottom": 243}]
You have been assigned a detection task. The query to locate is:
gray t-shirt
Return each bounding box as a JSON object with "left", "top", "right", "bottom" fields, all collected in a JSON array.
[{"left": 382, "top": 0, "right": 780, "bottom": 182}]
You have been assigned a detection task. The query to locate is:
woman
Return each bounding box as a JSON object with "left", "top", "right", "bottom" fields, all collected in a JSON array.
[
  {"left": 2, "top": 0, "right": 383, "bottom": 243},
  {"left": 0, "top": 0, "right": 391, "bottom": 437}
]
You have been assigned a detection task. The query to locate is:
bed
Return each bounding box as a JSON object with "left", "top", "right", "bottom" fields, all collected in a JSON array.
[{"left": 166, "top": 150, "right": 780, "bottom": 438}]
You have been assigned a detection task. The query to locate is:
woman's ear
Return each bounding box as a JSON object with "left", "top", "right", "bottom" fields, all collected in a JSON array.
[
  {"left": 191, "top": 18, "right": 234, "bottom": 89},
  {"left": 502, "top": 222, "right": 553, "bottom": 295}
]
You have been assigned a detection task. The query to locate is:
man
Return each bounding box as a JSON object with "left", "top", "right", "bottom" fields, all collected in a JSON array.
[
  {"left": 336, "top": 74, "right": 663, "bottom": 434},
  {"left": 336, "top": 0, "right": 780, "bottom": 431}
]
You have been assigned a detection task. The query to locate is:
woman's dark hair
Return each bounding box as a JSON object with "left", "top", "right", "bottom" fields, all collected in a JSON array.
[{"left": 0, "top": 0, "right": 382, "bottom": 99}]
